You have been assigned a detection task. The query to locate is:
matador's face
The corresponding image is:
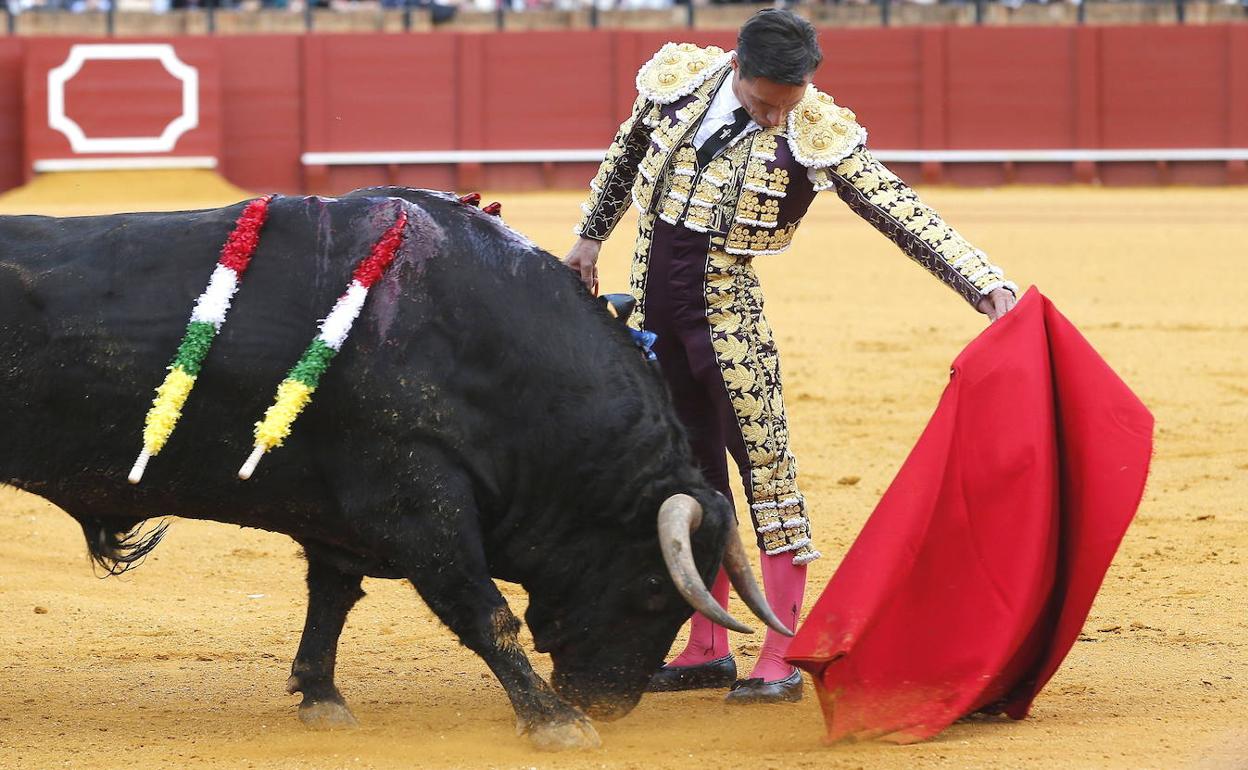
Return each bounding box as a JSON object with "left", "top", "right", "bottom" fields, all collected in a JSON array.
[{"left": 730, "top": 56, "right": 810, "bottom": 130}]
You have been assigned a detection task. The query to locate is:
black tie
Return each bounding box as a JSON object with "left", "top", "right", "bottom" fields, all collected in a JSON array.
[{"left": 697, "top": 107, "right": 751, "bottom": 168}]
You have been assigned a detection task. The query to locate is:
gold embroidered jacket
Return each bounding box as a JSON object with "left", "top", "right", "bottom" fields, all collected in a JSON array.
[{"left": 576, "top": 42, "right": 1017, "bottom": 306}]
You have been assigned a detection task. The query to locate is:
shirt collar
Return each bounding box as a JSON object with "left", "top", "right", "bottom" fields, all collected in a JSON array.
[{"left": 706, "top": 68, "right": 743, "bottom": 121}]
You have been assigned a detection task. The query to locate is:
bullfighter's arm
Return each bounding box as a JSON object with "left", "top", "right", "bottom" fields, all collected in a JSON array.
[
  {"left": 574, "top": 94, "right": 656, "bottom": 242},
  {"left": 811, "top": 145, "right": 1017, "bottom": 308}
]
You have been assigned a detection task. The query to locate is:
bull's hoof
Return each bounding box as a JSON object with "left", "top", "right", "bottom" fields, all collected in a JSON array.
[
  {"left": 298, "top": 699, "right": 359, "bottom": 730},
  {"left": 527, "top": 718, "right": 601, "bottom": 752}
]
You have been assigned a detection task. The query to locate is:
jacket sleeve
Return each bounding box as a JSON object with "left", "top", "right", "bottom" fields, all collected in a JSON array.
[
  {"left": 811, "top": 145, "right": 1017, "bottom": 307},
  {"left": 574, "top": 94, "right": 656, "bottom": 242}
]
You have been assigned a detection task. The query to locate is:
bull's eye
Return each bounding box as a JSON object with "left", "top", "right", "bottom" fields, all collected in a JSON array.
[{"left": 638, "top": 575, "right": 668, "bottom": 611}]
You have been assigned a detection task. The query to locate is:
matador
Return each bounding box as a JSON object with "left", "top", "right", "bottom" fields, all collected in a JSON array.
[{"left": 564, "top": 9, "right": 1017, "bottom": 704}]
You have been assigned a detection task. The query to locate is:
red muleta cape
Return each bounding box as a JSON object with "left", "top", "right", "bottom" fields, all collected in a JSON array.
[{"left": 786, "top": 288, "right": 1153, "bottom": 744}]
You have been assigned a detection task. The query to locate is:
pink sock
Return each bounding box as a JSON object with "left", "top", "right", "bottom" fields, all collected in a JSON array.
[
  {"left": 667, "top": 568, "right": 730, "bottom": 666},
  {"left": 748, "top": 550, "right": 807, "bottom": 682}
]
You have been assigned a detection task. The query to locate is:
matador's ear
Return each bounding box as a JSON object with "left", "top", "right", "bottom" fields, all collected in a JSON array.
[{"left": 600, "top": 293, "right": 637, "bottom": 326}]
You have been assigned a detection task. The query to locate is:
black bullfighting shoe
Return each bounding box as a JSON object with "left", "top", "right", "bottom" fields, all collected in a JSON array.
[
  {"left": 723, "top": 667, "right": 804, "bottom": 705},
  {"left": 646, "top": 654, "right": 737, "bottom": 692}
]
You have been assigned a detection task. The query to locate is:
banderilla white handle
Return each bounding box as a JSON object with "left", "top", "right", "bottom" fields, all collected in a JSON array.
[
  {"left": 128, "top": 450, "right": 152, "bottom": 485},
  {"left": 238, "top": 445, "right": 266, "bottom": 480}
]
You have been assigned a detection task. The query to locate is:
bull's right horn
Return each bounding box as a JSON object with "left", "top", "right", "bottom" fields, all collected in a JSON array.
[
  {"left": 721, "top": 521, "right": 795, "bottom": 637},
  {"left": 657, "top": 494, "right": 754, "bottom": 635}
]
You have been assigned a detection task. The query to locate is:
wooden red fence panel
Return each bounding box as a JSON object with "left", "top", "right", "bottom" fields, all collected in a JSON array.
[
  {"left": 219, "top": 35, "right": 303, "bottom": 194},
  {"left": 0, "top": 26, "right": 1244, "bottom": 196},
  {"left": 0, "top": 40, "right": 24, "bottom": 194}
]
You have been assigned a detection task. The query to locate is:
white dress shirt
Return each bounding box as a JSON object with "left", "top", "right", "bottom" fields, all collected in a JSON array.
[
  {"left": 690, "top": 66, "right": 821, "bottom": 184},
  {"left": 693, "top": 72, "right": 760, "bottom": 150}
]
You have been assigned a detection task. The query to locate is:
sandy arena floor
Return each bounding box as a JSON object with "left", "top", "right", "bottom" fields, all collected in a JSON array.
[{"left": 0, "top": 174, "right": 1245, "bottom": 769}]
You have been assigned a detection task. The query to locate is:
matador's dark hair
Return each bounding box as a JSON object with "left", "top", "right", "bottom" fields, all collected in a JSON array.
[{"left": 736, "top": 9, "right": 823, "bottom": 86}]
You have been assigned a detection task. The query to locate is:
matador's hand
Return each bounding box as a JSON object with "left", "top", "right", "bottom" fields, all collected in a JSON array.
[
  {"left": 563, "top": 237, "right": 602, "bottom": 294},
  {"left": 977, "top": 287, "right": 1017, "bottom": 322}
]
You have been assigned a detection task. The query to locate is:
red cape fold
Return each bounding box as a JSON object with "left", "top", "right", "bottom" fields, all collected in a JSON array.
[{"left": 786, "top": 288, "right": 1153, "bottom": 744}]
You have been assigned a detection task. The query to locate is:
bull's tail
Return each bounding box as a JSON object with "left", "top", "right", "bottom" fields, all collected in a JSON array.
[{"left": 79, "top": 518, "right": 170, "bottom": 577}]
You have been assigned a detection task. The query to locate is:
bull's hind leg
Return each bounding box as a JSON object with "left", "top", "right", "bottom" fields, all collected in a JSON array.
[
  {"left": 286, "top": 552, "right": 365, "bottom": 729},
  {"left": 362, "top": 468, "right": 599, "bottom": 750}
]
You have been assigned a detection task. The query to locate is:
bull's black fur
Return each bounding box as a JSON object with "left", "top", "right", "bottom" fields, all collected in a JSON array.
[{"left": 0, "top": 188, "right": 735, "bottom": 747}]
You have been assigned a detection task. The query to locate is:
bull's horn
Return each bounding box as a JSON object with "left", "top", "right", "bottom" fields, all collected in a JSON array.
[
  {"left": 657, "top": 494, "right": 754, "bottom": 635},
  {"left": 721, "top": 522, "right": 795, "bottom": 637}
]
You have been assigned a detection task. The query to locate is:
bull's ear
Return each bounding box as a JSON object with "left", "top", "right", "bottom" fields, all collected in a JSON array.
[{"left": 600, "top": 293, "right": 636, "bottom": 326}]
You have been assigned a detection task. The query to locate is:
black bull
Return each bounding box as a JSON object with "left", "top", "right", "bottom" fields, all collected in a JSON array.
[{"left": 0, "top": 188, "right": 784, "bottom": 750}]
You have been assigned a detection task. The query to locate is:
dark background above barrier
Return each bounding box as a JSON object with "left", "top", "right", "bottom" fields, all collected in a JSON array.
[{"left": 0, "top": 24, "right": 1245, "bottom": 196}]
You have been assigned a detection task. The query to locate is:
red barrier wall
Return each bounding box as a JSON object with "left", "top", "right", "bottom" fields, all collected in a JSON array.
[
  {"left": 304, "top": 33, "right": 459, "bottom": 192},
  {"left": 943, "top": 28, "right": 1076, "bottom": 184},
  {"left": 0, "top": 40, "right": 25, "bottom": 194},
  {"left": 219, "top": 36, "right": 304, "bottom": 193},
  {"left": 1, "top": 25, "right": 1244, "bottom": 197}
]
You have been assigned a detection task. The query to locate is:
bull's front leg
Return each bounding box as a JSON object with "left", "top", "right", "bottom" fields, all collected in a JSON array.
[
  {"left": 373, "top": 469, "right": 600, "bottom": 750},
  {"left": 409, "top": 575, "right": 600, "bottom": 751},
  {"left": 286, "top": 551, "right": 365, "bottom": 729}
]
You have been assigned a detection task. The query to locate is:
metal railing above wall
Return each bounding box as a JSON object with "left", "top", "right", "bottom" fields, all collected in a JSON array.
[
  {"left": 300, "top": 148, "right": 1248, "bottom": 167},
  {"left": 291, "top": 146, "right": 1248, "bottom": 189}
]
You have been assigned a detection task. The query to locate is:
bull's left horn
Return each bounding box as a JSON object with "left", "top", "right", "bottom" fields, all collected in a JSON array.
[{"left": 657, "top": 494, "right": 754, "bottom": 635}]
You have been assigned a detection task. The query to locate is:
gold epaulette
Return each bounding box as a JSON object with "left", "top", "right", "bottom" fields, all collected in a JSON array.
[
  {"left": 635, "top": 43, "right": 731, "bottom": 105},
  {"left": 786, "top": 86, "right": 867, "bottom": 169}
]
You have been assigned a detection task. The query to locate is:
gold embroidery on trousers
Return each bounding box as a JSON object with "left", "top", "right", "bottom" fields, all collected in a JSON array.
[{"left": 702, "top": 248, "right": 820, "bottom": 564}]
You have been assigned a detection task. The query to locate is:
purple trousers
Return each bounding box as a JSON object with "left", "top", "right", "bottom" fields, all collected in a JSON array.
[{"left": 641, "top": 218, "right": 752, "bottom": 506}]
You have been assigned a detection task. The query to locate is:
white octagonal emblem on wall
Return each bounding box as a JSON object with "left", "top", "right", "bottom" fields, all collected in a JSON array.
[{"left": 47, "top": 43, "right": 199, "bottom": 155}]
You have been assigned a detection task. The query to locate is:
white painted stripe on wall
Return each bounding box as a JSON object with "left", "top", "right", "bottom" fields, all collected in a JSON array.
[
  {"left": 872, "top": 149, "right": 1248, "bottom": 163},
  {"left": 301, "top": 148, "right": 1248, "bottom": 166},
  {"left": 303, "top": 149, "right": 609, "bottom": 165},
  {"left": 34, "top": 156, "right": 219, "bottom": 172}
]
